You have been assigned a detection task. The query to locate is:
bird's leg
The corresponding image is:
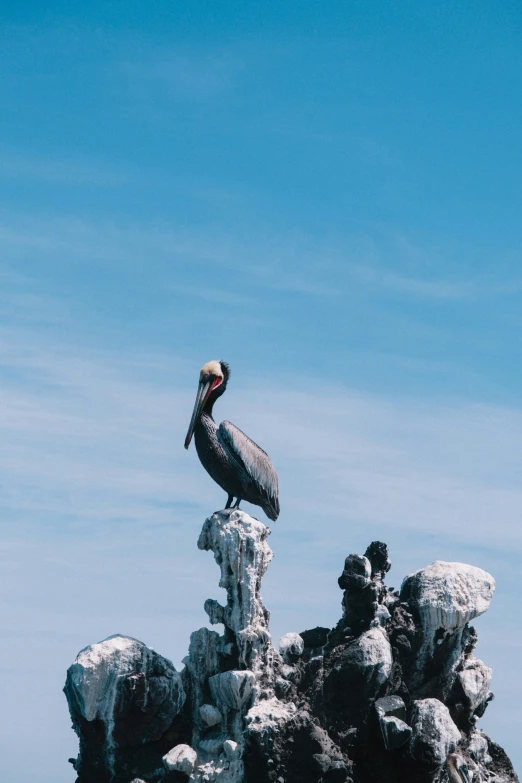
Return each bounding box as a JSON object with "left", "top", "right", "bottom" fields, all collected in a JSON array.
[
  {"left": 232, "top": 497, "right": 242, "bottom": 509},
  {"left": 225, "top": 494, "right": 233, "bottom": 509}
]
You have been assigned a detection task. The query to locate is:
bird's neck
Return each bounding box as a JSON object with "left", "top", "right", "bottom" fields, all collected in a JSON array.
[
  {"left": 203, "top": 398, "right": 217, "bottom": 418},
  {"left": 199, "top": 408, "right": 216, "bottom": 427},
  {"left": 194, "top": 409, "right": 218, "bottom": 449}
]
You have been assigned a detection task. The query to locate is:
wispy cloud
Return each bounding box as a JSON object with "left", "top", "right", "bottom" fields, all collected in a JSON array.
[
  {"left": 116, "top": 49, "right": 241, "bottom": 100},
  {"left": 348, "top": 263, "right": 522, "bottom": 300},
  {"left": 0, "top": 148, "right": 131, "bottom": 187},
  {"left": 1, "top": 209, "right": 520, "bottom": 304},
  {"left": 170, "top": 283, "right": 251, "bottom": 306}
]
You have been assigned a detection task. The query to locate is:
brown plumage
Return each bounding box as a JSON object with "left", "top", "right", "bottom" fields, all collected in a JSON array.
[{"left": 184, "top": 360, "right": 280, "bottom": 521}]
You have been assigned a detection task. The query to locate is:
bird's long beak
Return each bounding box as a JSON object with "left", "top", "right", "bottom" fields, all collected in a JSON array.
[{"left": 184, "top": 378, "right": 212, "bottom": 449}]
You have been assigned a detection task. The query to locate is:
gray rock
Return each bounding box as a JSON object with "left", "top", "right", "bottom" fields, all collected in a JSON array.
[
  {"left": 184, "top": 626, "right": 222, "bottom": 745},
  {"left": 458, "top": 657, "right": 492, "bottom": 712},
  {"left": 409, "top": 698, "right": 461, "bottom": 767},
  {"left": 324, "top": 760, "right": 349, "bottom": 782},
  {"left": 208, "top": 669, "right": 256, "bottom": 711},
  {"left": 373, "top": 604, "right": 391, "bottom": 627},
  {"left": 204, "top": 598, "right": 226, "bottom": 625},
  {"left": 364, "top": 541, "right": 392, "bottom": 578},
  {"left": 198, "top": 509, "right": 277, "bottom": 672},
  {"left": 199, "top": 734, "right": 226, "bottom": 755},
  {"left": 223, "top": 739, "right": 241, "bottom": 759},
  {"left": 375, "top": 695, "right": 407, "bottom": 722},
  {"left": 199, "top": 703, "right": 223, "bottom": 727},
  {"left": 401, "top": 561, "right": 495, "bottom": 649},
  {"left": 186, "top": 511, "right": 277, "bottom": 782},
  {"left": 64, "top": 634, "right": 186, "bottom": 781},
  {"left": 280, "top": 663, "right": 297, "bottom": 681},
  {"left": 313, "top": 753, "right": 332, "bottom": 773},
  {"left": 380, "top": 716, "right": 412, "bottom": 751},
  {"left": 324, "top": 627, "right": 392, "bottom": 723},
  {"left": 468, "top": 729, "right": 492, "bottom": 765},
  {"left": 375, "top": 695, "right": 411, "bottom": 750},
  {"left": 65, "top": 635, "right": 185, "bottom": 738},
  {"left": 401, "top": 561, "right": 495, "bottom": 633},
  {"left": 64, "top": 528, "right": 518, "bottom": 783},
  {"left": 279, "top": 632, "right": 305, "bottom": 662},
  {"left": 348, "top": 627, "right": 393, "bottom": 689},
  {"left": 245, "top": 696, "right": 297, "bottom": 737},
  {"left": 338, "top": 554, "right": 372, "bottom": 590},
  {"left": 275, "top": 677, "right": 293, "bottom": 698},
  {"left": 163, "top": 743, "right": 197, "bottom": 774},
  {"left": 400, "top": 561, "right": 495, "bottom": 692}
]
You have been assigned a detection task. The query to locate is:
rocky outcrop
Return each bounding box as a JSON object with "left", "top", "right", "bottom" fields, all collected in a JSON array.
[
  {"left": 64, "top": 635, "right": 187, "bottom": 782},
  {"left": 408, "top": 698, "right": 460, "bottom": 767},
  {"left": 400, "top": 560, "right": 495, "bottom": 699},
  {"left": 179, "top": 509, "right": 282, "bottom": 782},
  {"left": 65, "top": 511, "right": 518, "bottom": 783}
]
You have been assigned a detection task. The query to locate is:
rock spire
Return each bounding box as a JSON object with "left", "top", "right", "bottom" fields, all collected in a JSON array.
[{"left": 64, "top": 511, "right": 518, "bottom": 783}]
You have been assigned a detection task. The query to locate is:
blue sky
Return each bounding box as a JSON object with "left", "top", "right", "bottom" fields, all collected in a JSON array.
[{"left": 1, "top": 2, "right": 521, "bottom": 780}]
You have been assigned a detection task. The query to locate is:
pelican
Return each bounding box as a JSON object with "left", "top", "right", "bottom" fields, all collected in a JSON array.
[{"left": 184, "top": 360, "right": 280, "bottom": 521}]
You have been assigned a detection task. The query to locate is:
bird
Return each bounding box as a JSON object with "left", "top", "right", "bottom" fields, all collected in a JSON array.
[{"left": 184, "top": 360, "right": 280, "bottom": 521}]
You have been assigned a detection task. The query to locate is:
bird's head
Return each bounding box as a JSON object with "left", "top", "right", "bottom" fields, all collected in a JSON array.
[{"left": 184, "top": 360, "right": 230, "bottom": 449}]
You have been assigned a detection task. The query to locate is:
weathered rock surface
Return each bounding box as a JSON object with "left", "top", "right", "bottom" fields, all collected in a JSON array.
[
  {"left": 409, "top": 698, "right": 461, "bottom": 767},
  {"left": 279, "top": 632, "right": 305, "bottom": 662},
  {"left": 65, "top": 513, "right": 518, "bottom": 783},
  {"left": 64, "top": 635, "right": 187, "bottom": 782},
  {"left": 401, "top": 560, "right": 495, "bottom": 696},
  {"left": 199, "top": 704, "right": 223, "bottom": 728},
  {"left": 401, "top": 561, "right": 495, "bottom": 635},
  {"left": 163, "top": 744, "right": 197, "bottom": 774},
  {"left": 197, "top": 509, "right": 275, "bottom": 675},
  {"left": 324, "top": 627, "right": 393, "bottom": 722},
  {"left": 375, "top": 696, "right": 412, "bottom": 751},
  {"left": 458, "top": 657, "right": 492, "bottom": 713},
  {"left": 208, "top": 670, "right": 256, "bottom": 711}
]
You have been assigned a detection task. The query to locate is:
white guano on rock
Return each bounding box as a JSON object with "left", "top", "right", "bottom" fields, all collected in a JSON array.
[
  {"left": 182, "top": 510, "right": 280, "bottom": 782},
  {"left": 409, "top": 698, "right": 461, "bottom": 767},
  {"left": 66, "top": 634, "right": 185, "bottom": 778},
  {"left": 279, "top": 632, "right": 305, "bottom": 662},
  {"left": 349, "top": 627, "right": 393, "bottom": 692},
  {"left": 458, "top": 657, "right": 492, "bottom": 712},
  {"left": 198, "top": 509, "right": 276, "bottom": 671},
  {"left": 69, "top": 635, "right": 147, "bottom": 724},
  {"left": 468, "top": 729, "right": 492, "bottom": 765},
  {"left": 67, "top": 633, "right": 185, "bottom": 741},
  {"left": 245, "top": 696, "right": 297, "bottom": 734},
  {"left": 163, "top": 744, "right": 198, "bottom": 774},
  {"left": 208, "top": 670, "right": 256, "bottom": 711},
  {"left": 400, "top": 561, "right": 495, "bottom": 688},
  {"left": 359, "top": 628, "right": 393, "bottom": 682},
  {"left": 401, "top": 561, "right": 495, "bottom": 637}
]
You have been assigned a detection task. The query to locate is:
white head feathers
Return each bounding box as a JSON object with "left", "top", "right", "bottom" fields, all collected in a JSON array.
[{"left": 200, "top": 360, "right": 223, "bottom": 378}]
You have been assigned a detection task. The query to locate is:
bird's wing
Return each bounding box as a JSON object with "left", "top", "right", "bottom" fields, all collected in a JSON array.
[{"left": 218, "top": 420, "right": 279, "bottom": 513}]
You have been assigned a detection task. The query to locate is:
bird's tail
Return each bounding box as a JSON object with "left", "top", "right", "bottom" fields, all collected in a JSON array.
[{"left": 264, "top": 497, "right": 280, "bottom": 522}]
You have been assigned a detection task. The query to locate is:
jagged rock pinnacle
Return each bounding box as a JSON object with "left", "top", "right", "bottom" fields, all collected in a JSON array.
[{"left": 64, "top": 514, "right": 518, "bottom": 783}]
